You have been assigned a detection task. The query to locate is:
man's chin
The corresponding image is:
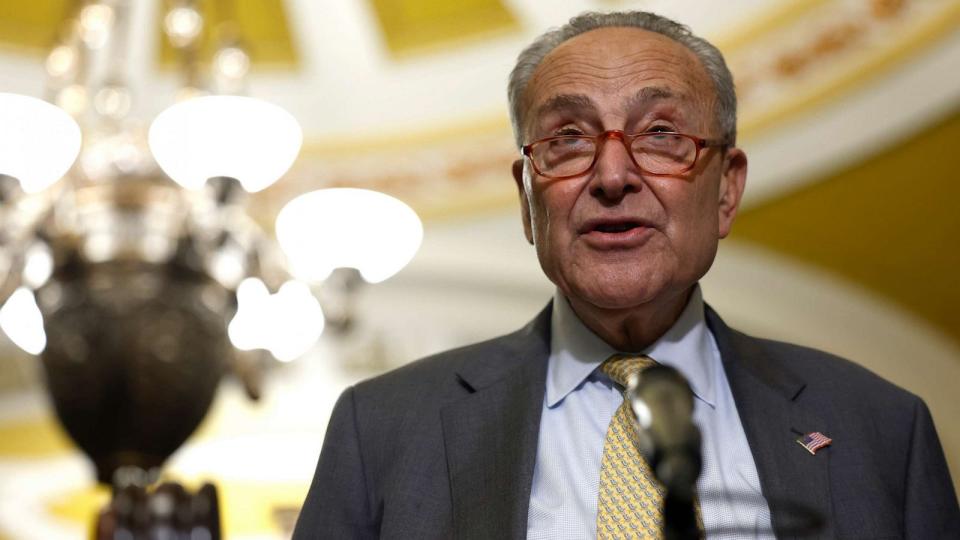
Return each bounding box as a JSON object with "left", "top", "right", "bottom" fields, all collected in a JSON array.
[{"left": 564, "top": 284, "right": 666, "bottom": 313}]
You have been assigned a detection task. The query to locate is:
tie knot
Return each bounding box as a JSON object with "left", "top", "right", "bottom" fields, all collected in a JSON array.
[{"left": 600, "top": 354, "right": 655, "bottom": 387}]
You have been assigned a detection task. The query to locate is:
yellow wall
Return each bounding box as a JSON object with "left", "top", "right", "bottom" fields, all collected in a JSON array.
[{"left": 734, "top": 107, "right": 960, "bottom": 347}]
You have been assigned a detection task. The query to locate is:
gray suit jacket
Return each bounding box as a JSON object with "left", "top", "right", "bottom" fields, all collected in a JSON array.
[{"left": 293, "top": 304, "right": 960, "bottom": 539}]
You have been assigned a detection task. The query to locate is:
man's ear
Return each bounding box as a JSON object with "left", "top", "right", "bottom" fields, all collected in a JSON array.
[
  {"left": 512, "top": 159, "right": 534, "bottom": 245},
  {"left": 717, "top": 147, "right": 747, "bottom": 239}
]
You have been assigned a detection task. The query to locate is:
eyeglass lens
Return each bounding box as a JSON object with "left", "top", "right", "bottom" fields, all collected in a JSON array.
[{"left": 531, "top": 133, "right": 696, "bottom": 177}]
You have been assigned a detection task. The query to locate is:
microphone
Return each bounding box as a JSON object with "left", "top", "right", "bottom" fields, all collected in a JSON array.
[{"left": 626, "top": 364, "right": 702, "bottom": 540}]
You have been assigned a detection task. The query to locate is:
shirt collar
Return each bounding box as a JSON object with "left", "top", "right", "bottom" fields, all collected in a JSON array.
[{"left": 547, "top": 285, "right": 717, "bottom": 409}]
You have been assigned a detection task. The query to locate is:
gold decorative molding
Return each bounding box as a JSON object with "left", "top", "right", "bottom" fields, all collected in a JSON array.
[
  {"left": 0, "top": 0, "right": 71, "bottom": 55},
  {"left": 259, "top": 126, "right": 519, "bottom": 228},
  {"left": 734, "top": 0, "right": 960, "bottom": 138},
  {"left": 367, "top": 0, "right": 519, "bottom": 58},
  {"left": 0, "top": 0, "right": 298, "bottom": 66},
  {"left": 712, "top": 0, "right": 833, "bottom": 53},
  {"left": 158, "top": 0, "right": 298, "bottom": 68}
]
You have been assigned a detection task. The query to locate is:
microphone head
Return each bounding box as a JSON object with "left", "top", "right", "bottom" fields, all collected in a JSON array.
[{"left": 626, "top": 364, "right": 702, "bottom": 500}]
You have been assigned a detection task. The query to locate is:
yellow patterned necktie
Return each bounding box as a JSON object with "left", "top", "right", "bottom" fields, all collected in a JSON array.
[{"left": 596, "top": 354, "right": 664, "bottom": 539}]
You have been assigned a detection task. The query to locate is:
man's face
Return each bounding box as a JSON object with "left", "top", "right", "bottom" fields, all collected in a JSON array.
[{"left": 513, "top": 27, "right": 747, "bottom": 314}]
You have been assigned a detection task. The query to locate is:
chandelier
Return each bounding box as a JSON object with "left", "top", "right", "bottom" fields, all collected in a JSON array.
[{"left": 0, "top": 0, "right": 423, "bottom": 535}]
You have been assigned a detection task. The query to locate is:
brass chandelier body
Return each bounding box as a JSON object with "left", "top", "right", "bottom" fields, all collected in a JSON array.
[{"left": 32, "top": 0, "right": 279, "bottom": 483}]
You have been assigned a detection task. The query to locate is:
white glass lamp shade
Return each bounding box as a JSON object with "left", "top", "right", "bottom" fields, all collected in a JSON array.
[
  {"left": 0, "top": 93, "right": 81, "bottom": 193},
  {"left": 0, "top": 287, "right": 46, "bottom": 355},
  {"left": 148, "top": 96, "right": 302, "bottom": 192},
  {"left": 275, "top": 188, "right": 423, "bottom": 284},
  {"left": 228, "top": 278, "right": 324, "bottom": 362}
]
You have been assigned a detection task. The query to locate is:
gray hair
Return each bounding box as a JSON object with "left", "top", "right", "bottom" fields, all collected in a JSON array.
[{"left": 507, "top": 11, "right": 737, "bottom": 148}]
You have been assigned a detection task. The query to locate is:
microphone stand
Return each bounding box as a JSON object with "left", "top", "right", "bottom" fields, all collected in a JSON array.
[
  {"left": 626, "top": 365, "right": 703, "bottom": 540},
  {"left": 663, "top": 490, "right": 701, "bottom": 540}
]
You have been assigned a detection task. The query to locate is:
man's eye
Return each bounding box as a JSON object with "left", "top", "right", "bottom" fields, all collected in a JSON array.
[
  {"left": 646, "top": 125, "right": 675, "bottom": 134},
  {"left": 555, "top": 127, "right": 584, "bottom": 136},
  {"left": 549, "top": 136, "right": 589, "bottom": 150}
]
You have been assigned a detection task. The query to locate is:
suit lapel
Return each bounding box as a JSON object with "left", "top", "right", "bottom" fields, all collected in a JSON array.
[
  {"left": 441, "top": 305, "right": 551, "bottom": 540},
  {"left": 706, "top": 307, "right": 834, "bottom": 539},
  {"left": 439, "top": 302, "right": 835, "bottom": 538}
]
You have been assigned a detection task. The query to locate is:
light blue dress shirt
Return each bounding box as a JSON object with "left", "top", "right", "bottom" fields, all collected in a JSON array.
[{"left": 526, "top": 286, "right": 774, "bottom": 539}]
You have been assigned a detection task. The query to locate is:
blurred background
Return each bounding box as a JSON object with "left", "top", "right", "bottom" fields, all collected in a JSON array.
[{"left": 0, "top": 0, "right": 958, "bottom": 537}]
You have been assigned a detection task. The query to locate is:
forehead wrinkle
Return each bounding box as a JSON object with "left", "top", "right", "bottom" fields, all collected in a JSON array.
[
  {"left": 626, "top": 86, "right": 677, "bottom": 108},
  {"left": 614, "top": 52, "right": 719, "bottom": 130},
  {"left": 522, "top": 28, "right": 720, "bottom": 135},
  {"left": 531, "top": 52, "right": 703, "bottom": 100},
  {"left": 534, "top": 93, "right": 596, "bottom": 119}
]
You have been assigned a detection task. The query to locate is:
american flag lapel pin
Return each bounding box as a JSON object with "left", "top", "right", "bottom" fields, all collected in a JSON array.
[{"left": 796, "top": 431, "right": 832, "bottom": 455}]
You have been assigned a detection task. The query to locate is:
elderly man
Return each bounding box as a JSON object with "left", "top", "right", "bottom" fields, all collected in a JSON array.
[{"left": 293, "top": 11, "right": 959, "bottom": 539}]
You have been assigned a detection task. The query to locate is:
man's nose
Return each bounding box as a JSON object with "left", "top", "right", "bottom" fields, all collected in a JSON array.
[{"left": 590, "top": 133, "right": 642, "bottom": 200}]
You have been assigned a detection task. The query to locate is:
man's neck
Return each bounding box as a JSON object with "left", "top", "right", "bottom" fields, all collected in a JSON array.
[{"left": 565, "top": 287, "right": 694, "bottom": 352}]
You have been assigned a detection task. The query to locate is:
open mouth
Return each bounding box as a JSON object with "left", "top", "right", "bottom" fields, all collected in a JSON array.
[
  {"left": 581, "top": 218, "right": 650, "bottom": 234},
  {"left": 579, "top": 218, "right": 654, "bottom": 247},
  {"left": 593, "top": 221, "right": 642, "bottom": 233}
]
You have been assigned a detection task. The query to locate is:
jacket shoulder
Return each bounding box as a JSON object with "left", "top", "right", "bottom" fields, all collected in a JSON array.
[
  {"left": 730, "top": 327, "right": 921, "bottom": 413},
  {"left": 350, "top": 302, "right": 552, "bottom": 407},
  {"left": 768, "top": 335, "right": 910, "bottom": 390}
]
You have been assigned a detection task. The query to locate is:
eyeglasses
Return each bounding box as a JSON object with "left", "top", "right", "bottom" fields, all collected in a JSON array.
[{"left": 521, "top": 130, "right": 726, "bottom": 179}]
